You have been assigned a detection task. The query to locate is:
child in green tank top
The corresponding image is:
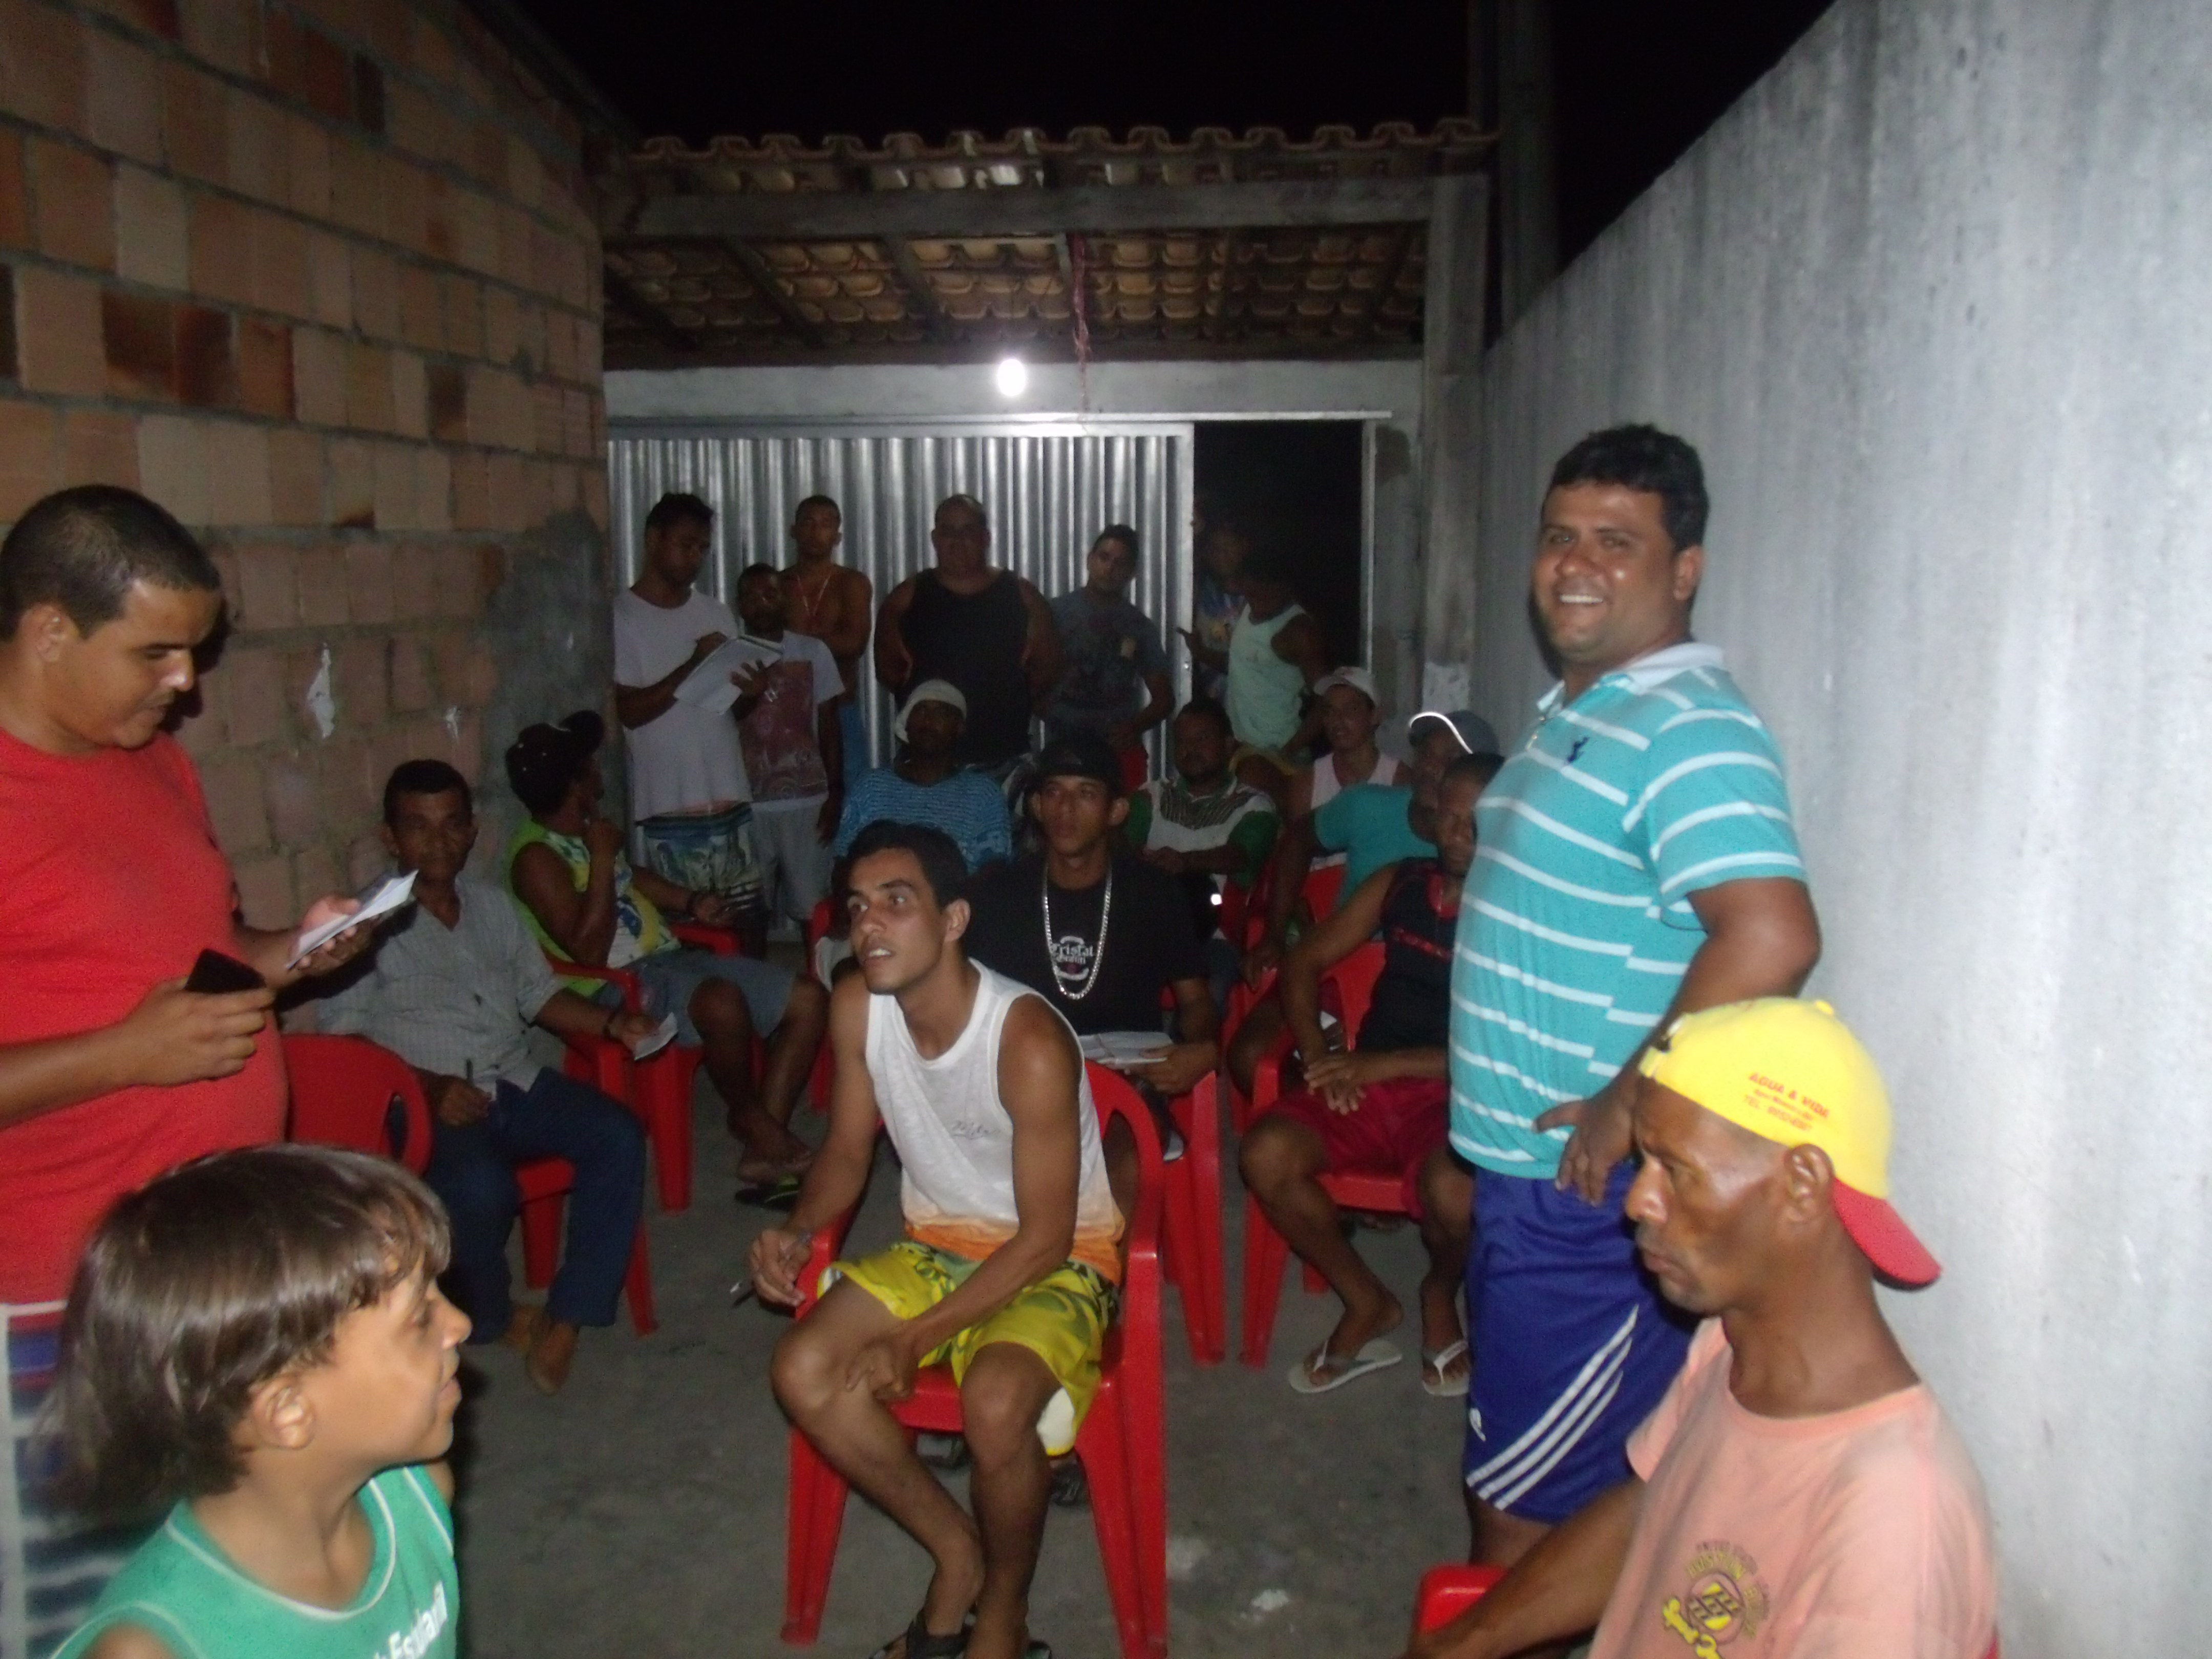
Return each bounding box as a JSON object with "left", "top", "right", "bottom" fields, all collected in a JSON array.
[{"left": 42, "top": 1146, "right": 470, "bottom": 1659}]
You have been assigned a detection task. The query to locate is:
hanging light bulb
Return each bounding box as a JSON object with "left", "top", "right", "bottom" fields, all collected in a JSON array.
[{"left": 994, "top": 356, "right": 1028, "bottom": 398}]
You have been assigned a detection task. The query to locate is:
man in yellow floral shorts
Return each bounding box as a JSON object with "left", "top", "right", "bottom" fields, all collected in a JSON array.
[{"left": 752, "top": 821, "right": 1123, "bottom": 1659}]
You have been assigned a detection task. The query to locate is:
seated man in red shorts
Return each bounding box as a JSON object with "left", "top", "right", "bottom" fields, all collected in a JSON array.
[{"left": 1239, "top": 752, "right": 1498, "bottom": 1394}]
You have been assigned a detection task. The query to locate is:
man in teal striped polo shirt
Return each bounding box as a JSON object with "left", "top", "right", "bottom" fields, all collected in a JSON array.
[{"left": 1449, "top": 426, "right": 1822, "bottom": 1571}]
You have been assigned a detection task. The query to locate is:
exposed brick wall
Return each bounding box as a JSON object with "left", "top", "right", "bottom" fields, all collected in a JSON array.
[{"left": 0, "top": 0, "right": 609, "bottom": 925}]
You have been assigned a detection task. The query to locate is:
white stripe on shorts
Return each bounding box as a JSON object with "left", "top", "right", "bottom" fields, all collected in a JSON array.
[{"left": 1466, "top": 1305, "right": 1638, "bottom": 1506}]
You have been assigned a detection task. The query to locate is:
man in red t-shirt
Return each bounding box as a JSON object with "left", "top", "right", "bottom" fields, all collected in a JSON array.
[{"left": 0, "top": 487, "right": 375, "bottom": 1657}]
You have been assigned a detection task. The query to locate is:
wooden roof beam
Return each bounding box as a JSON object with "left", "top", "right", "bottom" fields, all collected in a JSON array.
[
  {"left": 617, "top": 176, "right": 1441, "bottom": 243},
  {"left": 722, "top": 242, "right": 826, "bottom": 350},
  {"left": 882, "top": 238, "right": 954, "bottom": 344},
  {"left": 602, "top": 266, "right": 699, "bottom": 354}
]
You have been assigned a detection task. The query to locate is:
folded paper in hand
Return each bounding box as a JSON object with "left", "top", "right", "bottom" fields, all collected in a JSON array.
[
  {"left": 1079, "top": 1031, "right": 1172, "bottom": 1068},
  {"left": 673, "top": 635, "right": 782, "bottom": 716},
  {"left": 288, "top": 870, "right": 417, "bottom": 966},
  {"left": 630, "top": 1012, "right": 680, "bottom": 1061}
]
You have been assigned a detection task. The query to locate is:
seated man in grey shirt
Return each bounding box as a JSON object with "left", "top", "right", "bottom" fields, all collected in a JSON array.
[{"left": 317, "top": 758, "right": 658, "bottom": 1395}]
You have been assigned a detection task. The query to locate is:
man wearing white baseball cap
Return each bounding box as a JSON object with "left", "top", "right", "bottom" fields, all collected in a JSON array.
[
  {"left": 1405, "top": 997, "right": 1996, "bottom": 1659},
  {"left": 1233, "top": 706, "right": 1497, "bottom": 1098},
  {"left": 831, "top": 680, "right": 1012, "bottom": 875}
]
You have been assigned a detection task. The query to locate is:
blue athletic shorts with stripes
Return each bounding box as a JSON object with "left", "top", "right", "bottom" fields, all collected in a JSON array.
[{"left": 1461, "top": 1162, "right": 1695, "bottom": 1524}]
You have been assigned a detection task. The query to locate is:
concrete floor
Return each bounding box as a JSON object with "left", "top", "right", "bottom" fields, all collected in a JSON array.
[{"left": 446, "top": 1087, "right": 1474, "bottom": 1659}]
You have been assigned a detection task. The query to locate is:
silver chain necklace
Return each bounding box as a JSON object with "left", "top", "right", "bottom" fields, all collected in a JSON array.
[{"left": 1041, "top": 866, "right": 1113, "bottom": 1001}]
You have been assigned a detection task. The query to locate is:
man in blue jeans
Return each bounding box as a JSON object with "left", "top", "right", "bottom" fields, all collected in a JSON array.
[{"left": 318, "top": 759, "right": 655, "bottom": 1395}]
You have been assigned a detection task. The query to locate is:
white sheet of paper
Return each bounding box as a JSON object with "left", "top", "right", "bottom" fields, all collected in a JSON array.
[
  {"left": 288, "top": 869, "right": 417, "bottom": 966},
  {"left": 1079, "top": 1031, "right": 1173, "bottom": 1068},
  {"left": 629, "top": 1012, "right": 680, "bottom": 1061},
  {"left": 673, "top": 635, "right": 782, "bottom": 715}
]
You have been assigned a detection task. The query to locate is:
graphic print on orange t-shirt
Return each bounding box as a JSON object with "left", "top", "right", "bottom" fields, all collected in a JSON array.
[{"left": 1657, "top": 1540, "right": 1771, "bottom": 1657}]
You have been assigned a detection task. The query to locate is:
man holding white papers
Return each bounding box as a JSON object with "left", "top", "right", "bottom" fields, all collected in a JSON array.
[
  {"left": 613, "top": 491, "right": 766, "bottom": 934},
  {"left": 731, "top": 563, "right": 844, "bottom": 935},
  {"left": 320, "top": 759, "right": 656, "bottom": 1395},
  {"left": 0, "top": 491, "right": 385, "bottom": 1298},
  {"left": 0, "top": 487, "right": 385, "bottom": 1644}
]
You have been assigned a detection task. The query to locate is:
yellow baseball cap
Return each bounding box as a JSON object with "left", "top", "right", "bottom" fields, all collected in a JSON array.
[{"left": 1637, "top": 998, "right": 1939, "bottom": 1286}]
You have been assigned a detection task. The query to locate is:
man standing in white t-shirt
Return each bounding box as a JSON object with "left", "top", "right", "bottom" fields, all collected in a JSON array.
[
  {"left": 613, "top": 493, "right": 765, "bottom": 938},
  {"left": 730, "top": 563, "right": 844, "bottom": 936}
]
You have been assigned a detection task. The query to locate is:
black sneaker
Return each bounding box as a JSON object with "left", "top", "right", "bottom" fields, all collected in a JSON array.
[{"left": 1047, "top": 1455, "right": 1090, "bottom": 1508}]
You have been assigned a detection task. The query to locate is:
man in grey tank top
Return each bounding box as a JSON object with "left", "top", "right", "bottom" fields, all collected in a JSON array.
[{"left": 752, "top": 821, "right": 1120, "bottom": 1659}]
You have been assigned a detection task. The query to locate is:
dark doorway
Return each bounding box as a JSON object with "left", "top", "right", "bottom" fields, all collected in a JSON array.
[{"left": 1194, "top": 421, "right": 1365, "bottom": 672}]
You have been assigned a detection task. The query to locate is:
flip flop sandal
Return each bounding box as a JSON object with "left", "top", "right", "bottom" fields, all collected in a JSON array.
[
  {"left": 734, "top": 1172, "right": 804, "bottom": 1209},
  {"left": 1287, "top": 1337, "right": 1403, "bottom": 1394},
  {"left": 867, "top": 1612, "right": 972, "bottom": 1659},
  {"left": 1421, "top": 1339, "right": 1471, "bottom": 1398}
]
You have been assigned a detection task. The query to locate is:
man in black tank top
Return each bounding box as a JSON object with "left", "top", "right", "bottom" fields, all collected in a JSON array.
[
  {"left": 876, "top": 495, "right": 1061, "bottom": 775},
  {"left": 1239, "top": 754, "right": 1500, "bottom": 1396}
]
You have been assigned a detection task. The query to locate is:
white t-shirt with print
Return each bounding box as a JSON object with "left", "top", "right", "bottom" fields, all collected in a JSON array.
[
  {"left": 728, "top": 628, "right": 845, "bottom": 813},
  {"left": 612, "top": 588, "right": 750, "bottom": 821}
]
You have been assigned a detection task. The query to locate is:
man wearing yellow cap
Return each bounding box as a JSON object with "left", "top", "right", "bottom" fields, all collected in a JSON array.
[{"left": 1404, "top": 998, "right": 1997, "bottom": 1659}]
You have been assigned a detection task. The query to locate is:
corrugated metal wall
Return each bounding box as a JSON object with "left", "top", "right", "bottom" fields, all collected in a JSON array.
[{"left": 606, "top": 424, "right": 1195, "bottom": 771}]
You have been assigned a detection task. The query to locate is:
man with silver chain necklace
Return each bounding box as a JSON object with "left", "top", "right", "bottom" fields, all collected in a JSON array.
[{"left": 964, "top": 730, "right": 1219, "bottom": 1168}]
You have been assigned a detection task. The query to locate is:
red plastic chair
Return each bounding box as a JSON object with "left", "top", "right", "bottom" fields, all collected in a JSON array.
[
  {"left": 546, "top": 921, "right": 744, "bottom": 1213},
  {"left": 550, "top": 954, "right": 704, "bottom": 1214},
  {"left": 801, "top": 897, "right": 841, "bottom": 1113},
  {"left": 1413, "top": 1564, "right": 1504, "bottom": 1634},
  {"left": 284, "top": 1033, "right": 655, "bottom": 1335},
  {"left": 781, "top": 1064, "right": 1167, "bottom": 1659},
  {"left": 1117, "top": 747, "right": 1148, "bottom": 792},
  {"left": 1160, "top": 1073, "right": 1226, "bottom": 1366},
  {"left": 1223, "top": 862, "right": 1350, "bottom": 1133},
  {"left": 1239, "top": 941, "right": 1409, "bottom": 1367},
  {"left": 1413, "top": 1566, "right": 1996, "bottom": 1656},
  {"left": 1300, "top": 862, "right": 1348, "bottom": 929}
]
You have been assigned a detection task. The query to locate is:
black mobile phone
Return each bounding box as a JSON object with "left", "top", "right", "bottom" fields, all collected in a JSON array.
[{"left": 184, "top": 948, "right": 265, "bottom": 994}]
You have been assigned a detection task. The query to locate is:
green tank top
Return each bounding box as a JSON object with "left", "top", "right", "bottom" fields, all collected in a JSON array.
[
  {"left": 1225, "top": 602, "right": 1309, "bottom": 752},
  {"left": 56, "top": 1465, "right": 458, "bottom": 1659},
  {"left": 503, "top": 818, "right": 674, "bottom": 996}
]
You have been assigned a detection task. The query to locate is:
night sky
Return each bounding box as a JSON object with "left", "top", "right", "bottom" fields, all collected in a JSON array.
[{"left": 524, "top": 0, "right": 1836, "bottom": 261}]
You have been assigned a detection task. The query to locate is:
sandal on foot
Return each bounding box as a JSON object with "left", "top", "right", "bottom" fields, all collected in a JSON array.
[
  {"left": 734, "top": 1172, "right": 804, "bottom": 1209},
  {"left": 1420, "top": 1338, "right": 1470, "bottom": 1398},
  {"left": 1287, "top": 1337, "right": 1402, "bottom": 1394},
  {"left": 867, "top": 1612, "right": 971, "bottom": 1659}
]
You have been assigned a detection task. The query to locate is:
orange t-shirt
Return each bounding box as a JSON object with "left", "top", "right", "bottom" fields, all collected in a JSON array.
[
  {"left": 0, "top": 731, "right": 286, "bottom": 1305},
  {"left": 1590, "top": 1319, "right": 1997, "bottom": 1659}
]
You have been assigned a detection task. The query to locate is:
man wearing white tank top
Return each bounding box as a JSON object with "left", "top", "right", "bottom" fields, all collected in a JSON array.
[
  {"left": 754, "top": 821, "right": 1120, "bottom": 1659},
  {"left": 1291, "top": 666, "right": 1403, "bottom": 835}
]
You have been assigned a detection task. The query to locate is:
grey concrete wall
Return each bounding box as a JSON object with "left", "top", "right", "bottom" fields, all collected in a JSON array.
[
  {"left": 608, "top": 360, "right": 1428, "bottom": 719},
  {"left": 1449, "top": 2, "right": 2212, "bottom": 1649}
]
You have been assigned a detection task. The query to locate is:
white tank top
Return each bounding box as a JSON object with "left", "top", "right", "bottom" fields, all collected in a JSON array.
[
  {"left": 1308, "top": 751, "right": 1402, "bottom": 867},
  {"left": 1309, "top": 749, "right": 1401, "bottom": 811},
  {"left": 865, "top": 962, "right": 1123, "bottom": 1280}
]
